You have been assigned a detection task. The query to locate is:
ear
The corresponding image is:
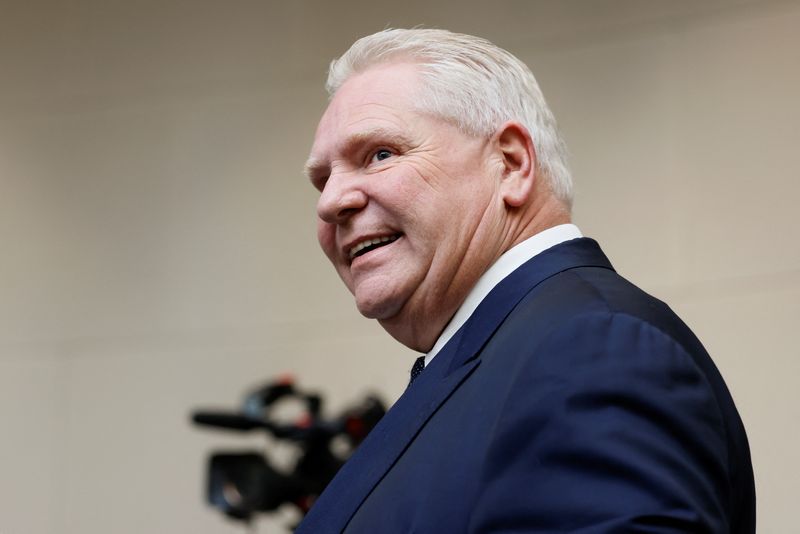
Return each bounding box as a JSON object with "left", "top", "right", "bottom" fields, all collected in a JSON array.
[{"left": 495, "top": 121, "right": 536, "bottom": 208}]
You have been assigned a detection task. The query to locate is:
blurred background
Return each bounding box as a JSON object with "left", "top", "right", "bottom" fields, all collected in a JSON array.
[{"left": 1, "top": 0, "right": 798, "bottom": 532}]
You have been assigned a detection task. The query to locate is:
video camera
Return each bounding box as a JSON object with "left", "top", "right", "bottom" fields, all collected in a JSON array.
[{"left": 191, "top": 377, "right": 385, "bottom": 524}]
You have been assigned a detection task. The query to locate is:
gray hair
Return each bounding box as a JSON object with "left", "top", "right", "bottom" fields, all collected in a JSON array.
[{"left": 326, "top": 28, "right": 573, "bottom": 207}]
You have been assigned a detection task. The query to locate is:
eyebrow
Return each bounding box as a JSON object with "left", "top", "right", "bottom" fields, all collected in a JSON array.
[
  {"left": 303, "top": 157, "right": 326, "bottom": 184},
  {"left": 304, "top": 126, "right": 414, "bottom": 184}
]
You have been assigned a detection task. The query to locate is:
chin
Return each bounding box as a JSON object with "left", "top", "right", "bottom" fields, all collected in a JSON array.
[
  {"left": 354, "top": 289, "right": 404, "bottom": 321},
  {"left": 355, "top": 298, "right": 395, "bottom": 320}
]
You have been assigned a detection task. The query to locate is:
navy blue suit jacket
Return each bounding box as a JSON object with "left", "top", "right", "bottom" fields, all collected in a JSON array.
[{"left": 297, "top": 238, "right": 755, "bottom": 533}]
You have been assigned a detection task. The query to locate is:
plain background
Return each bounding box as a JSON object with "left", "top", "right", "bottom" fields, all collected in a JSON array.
[{"left": 1, "top": 0, "right": 798, "bottom": 532}]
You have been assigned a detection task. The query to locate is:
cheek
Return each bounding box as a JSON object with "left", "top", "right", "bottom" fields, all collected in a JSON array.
[{"left": 317, "top": 220, "right": 337, "bottom": 262}]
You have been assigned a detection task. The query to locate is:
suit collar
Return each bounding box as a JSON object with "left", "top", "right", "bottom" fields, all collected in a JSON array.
[
  {"left": 425, "top": 224, "right": 583, "bottom": 364},
  {"left": 296, "top": 238, "right": 613, "bottom": 533},
  {"left": 448, "top": 237, "right": 613, "bottom": 373}
]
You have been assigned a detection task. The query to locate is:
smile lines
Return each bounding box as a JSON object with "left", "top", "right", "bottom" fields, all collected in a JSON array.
[{"left": 349, "top": 235, "right": 400, "bottom": 259}]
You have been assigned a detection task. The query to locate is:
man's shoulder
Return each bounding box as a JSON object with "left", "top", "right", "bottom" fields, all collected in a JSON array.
[
  {"left": 513, "top": 261, "right": 696, "bottom": 354},
  {"left": 491, "top": 262, "right": 726, "bottom": 397}
]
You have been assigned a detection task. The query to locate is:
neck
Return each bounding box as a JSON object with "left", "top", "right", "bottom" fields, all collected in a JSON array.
[{"left": 506, "top": 194, "right": 572, "bottom": 251}]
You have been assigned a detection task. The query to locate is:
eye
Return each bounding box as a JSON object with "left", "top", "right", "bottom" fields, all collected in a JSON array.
[{"left": 370, "top": 149, "right": 394, "bottom": 164}]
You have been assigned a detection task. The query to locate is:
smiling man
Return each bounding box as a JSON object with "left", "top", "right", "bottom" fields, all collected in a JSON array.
[{"left": 299, "top": 29, "right": 755, "bottom": 533}]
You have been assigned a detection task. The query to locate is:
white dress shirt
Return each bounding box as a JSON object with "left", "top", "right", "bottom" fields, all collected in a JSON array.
[{"left": 424, "top": 224, "right": 583, "bottom": 366}]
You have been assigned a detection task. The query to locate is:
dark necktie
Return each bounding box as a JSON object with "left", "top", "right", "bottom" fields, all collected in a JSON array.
[{"left": 408, "top": 356, "right": 426, "bottom": 386}]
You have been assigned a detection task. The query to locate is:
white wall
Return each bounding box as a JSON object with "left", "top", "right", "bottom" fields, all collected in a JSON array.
[{"left": 1, "top": 1, "right": 797, "bottom": 532}]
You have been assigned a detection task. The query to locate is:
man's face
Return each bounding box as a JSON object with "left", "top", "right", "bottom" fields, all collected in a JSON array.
[{"left": 306, "top": 63, "right": 505, "bottom": 350}]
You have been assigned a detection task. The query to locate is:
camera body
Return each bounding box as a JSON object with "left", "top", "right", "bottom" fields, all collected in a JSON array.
[{"left": 192, "top": 378, "right": 385, "bottom": 522}]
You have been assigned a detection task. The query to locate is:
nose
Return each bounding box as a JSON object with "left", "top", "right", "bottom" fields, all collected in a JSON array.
[{"left": 316, "top": 171, "right": 368, "bottom": 224}]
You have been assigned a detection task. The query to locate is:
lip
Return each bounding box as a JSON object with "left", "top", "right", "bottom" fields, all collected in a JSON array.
[{"left": 343, "top": 232, "right": 403, "bottom": 263}]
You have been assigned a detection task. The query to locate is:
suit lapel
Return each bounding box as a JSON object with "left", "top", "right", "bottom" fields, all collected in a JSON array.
[
  {"left": 297, "top": 326, "right": 479, "bottom": 533},
  {"left": 296, "top": 238, "right": 614, "bottom": 533}
]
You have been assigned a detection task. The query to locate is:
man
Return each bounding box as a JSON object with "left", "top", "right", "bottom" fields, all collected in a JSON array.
[{"left": 299, "top": 29, "right": 755, "bottom": 533}]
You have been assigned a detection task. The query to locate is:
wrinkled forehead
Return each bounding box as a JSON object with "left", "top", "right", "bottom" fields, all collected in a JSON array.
[{"left": 307, "top": 63, "right": 425, "bottom": 169}]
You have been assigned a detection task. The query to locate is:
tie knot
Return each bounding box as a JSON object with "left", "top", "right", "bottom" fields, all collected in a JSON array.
[{"left": 408, "top": 356, "right": 426, "bottom": 386}]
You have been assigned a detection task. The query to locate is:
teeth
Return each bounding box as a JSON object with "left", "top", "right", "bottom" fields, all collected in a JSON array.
[{"left": 349, "top": 235, "right": 399, "bottom": 259}]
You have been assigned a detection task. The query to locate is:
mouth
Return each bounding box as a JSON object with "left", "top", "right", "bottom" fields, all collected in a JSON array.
[{"left": 348, "top": 234, "right": 401, "bottom": 260}]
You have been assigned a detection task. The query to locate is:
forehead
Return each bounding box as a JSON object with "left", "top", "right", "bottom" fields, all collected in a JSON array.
[
  {"left": 324, "top": 62, "right": 422, "bottom": 125},
  {"left": 308, "top": 63, "right": 423, "bottom": 160}
]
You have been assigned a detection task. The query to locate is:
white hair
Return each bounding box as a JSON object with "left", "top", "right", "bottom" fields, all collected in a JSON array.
[{"left": 326, "top": 28, "right": 573, "bottom": 207}]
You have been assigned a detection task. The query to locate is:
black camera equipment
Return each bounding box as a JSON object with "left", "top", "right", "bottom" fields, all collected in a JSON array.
[{"left": 191, "top": 377, "right": 385, "bottom": 523}]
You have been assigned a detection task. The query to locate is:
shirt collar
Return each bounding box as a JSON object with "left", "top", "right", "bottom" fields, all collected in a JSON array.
[{"left": 424, "top": 224, "right": 583, "bottom": 366}]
